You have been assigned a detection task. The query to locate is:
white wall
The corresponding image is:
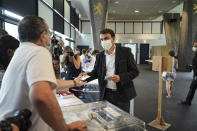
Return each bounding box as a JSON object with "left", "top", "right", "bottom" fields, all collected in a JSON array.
[
  {"left": 82, "top": 22, "right": 91, "bottom": 34},
  {"left": 64, "top": 0, "right": 70, "bottom": 37},
  {"left": 38, "top": 0, "right": 53, "bottom": 29},
  {"left": 76, "top": 33, "right": 94, "bottom": 49},
  {"left": 80, "top": 21, "right": 166, "bottom": 49},
  {"left": 168, "top": 2, "right": 183, "bottom": 14},
  {"left": 64, "top": 0, "right": 70, "bottom": 22}
]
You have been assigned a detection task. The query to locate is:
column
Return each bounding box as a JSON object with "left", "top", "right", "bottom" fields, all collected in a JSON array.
[
  {"left": 163, "top": 13, "right": 181, "bottom": 54},
  {"left": 178, "top": 0, "right": 196, "bottom": 71},
  {"left": 89, "top": 0, "right": 108, "bottom": 50}
]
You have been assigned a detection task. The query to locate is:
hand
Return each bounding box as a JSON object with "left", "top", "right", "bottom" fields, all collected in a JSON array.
[
  {"left": 109, "top": 75, "right": 120, "bottom": 83},
  {"left": 79, "top": 73, "right": 88, "bottom": 77},
  {"left": 11, "top": 124, "right": 19, "bottom": 131},
  {"left": 59, "top": 40, "right": 64, "bottom": 47},
  {"left": 74, "top": 76, "right": 87, "bottom": 86},
  {"left": 67, "top": 120, "right": 87, "bottom": 131}
]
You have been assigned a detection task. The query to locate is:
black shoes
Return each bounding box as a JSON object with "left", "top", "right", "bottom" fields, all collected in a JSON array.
[{"left": 180, "top": 101, "right": 191, "bottom": 106}]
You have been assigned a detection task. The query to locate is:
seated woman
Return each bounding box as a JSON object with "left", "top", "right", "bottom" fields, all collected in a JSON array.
[{"left": 0, "top": 35, "right": 20, "bottom": 87}]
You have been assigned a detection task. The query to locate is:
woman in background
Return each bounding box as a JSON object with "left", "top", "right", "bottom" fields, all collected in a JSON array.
[
  {"left": 61, "top": 46, "right": 82, "bottom": 97},
  {"left": 62, "top": 46, "right": 81, "bottom": 80},
  {"left": 165, "top": 50, "right": 178, "bottom": 98},
  {"left": 0, "top": 35, "right": 20, "bottom": 87}
]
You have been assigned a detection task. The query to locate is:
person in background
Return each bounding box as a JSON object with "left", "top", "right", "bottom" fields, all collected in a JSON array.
[
  {"left": 52, "top": 56, "right": 61, "bottom": 79},
  {"left": 80, "top": 28, "right": 139, "bottom": 113},
  {"left": 0, "top": 16, "right": 87, "bottom": 131},
  {"left": 62, "top": 46, "right": 81, "bottom": 80},
  {"left": 0, "top": 28, "right": 8, "bottom": 38},
  {"left": 181, "top": 38, "right": 197, "bottom": 106},
  {"left": 62, "top": 46, "right": 83, "bottom": 97},
  {"left": 75, "top": 48, "right": 80, "bottom": 55},
  {"left": 0, "top": 35, "right": 20, "bottom": 88},
  {"left": 89, "top": 49, "right": 100, "bottom": 70},
  {"left": 80, "top": 49, "right": 86, "bottom": 71},
  {"left": 165, "top": 50, "right": 178, "bottom": 98},
  {"left": 86, "top": 48, "right": 92, "bottom": 57}
]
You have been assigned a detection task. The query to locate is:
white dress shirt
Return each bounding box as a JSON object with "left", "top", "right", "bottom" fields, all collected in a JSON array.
[{"left": 105, "top": 48, "right": 117, "bottom": 90}]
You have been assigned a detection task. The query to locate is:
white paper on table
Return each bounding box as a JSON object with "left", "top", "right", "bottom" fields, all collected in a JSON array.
[{"left": 57, "top": 97, "right": 82, "bottom": 107}]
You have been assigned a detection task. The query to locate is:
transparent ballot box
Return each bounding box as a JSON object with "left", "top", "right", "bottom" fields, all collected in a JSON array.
[{"left": 61, "top": 101, "right": 147, "bottom": 131}]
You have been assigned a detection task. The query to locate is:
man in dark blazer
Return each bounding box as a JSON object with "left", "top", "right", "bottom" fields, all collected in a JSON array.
[
  {"left": 81, "top": 28, "right": 139, "bottom": 113},
  {"left": 181, "top": 39, "right": 197, "bottom": 106}
]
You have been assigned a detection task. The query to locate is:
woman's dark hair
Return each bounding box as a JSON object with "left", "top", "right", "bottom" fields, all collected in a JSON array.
[
  {"left": 52, "top": 55, "right": 60, "bottom": 63},
  {"left": 82, "top": 49, "right": 86, "bottom": 54},
  {"left": 100, "top": 28, "right": 115, "bottom": 37},
  {"left": 0, "top": 35, "right": 20, "bottom": 69},
  {"left": 169, "top": 50, "right": 175, "bottom": 57},
  {"left": 0, "top": 28, "right": 8, "bottom": 37},
  {"left": 92, "top": 49, "right": 100, "bottom": 55},
  {"left": 18, "top": 16, "right": 48, "bottom": 42},
  {"left": 64, "top": 46, "right": 73, "bottom": 52}
]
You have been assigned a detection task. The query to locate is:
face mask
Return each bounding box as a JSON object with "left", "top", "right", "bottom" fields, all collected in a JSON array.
[
  {"left": 101, "top": 39, "right": 112, "bottom": 50},
  {"left": 192, "top": 47, "right": 197, "bottom": 52}
]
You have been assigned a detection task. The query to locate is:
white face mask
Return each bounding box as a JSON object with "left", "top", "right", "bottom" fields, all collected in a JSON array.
[
  {"left": 101, "top": 39, "right": 112, "bottom": 51},
  {"left": 192, "top": 47, "right": 197, "bottom": 52}
]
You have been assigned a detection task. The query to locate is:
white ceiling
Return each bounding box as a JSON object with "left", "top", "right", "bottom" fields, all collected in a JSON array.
[{"left": 70, "top": 0, "right": 183, "bottom": 20}]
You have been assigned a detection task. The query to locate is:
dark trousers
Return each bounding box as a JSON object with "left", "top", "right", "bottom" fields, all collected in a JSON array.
[
  {"left": 104, "top": 88, "right": 130, "bottom": 113},
  {"left": 186, "top": 80, "right": 197, "bottom": 104}
]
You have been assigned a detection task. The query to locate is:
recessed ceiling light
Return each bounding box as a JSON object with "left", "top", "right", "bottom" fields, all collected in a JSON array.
[
  {"left": 134, "top": 10, "right": 139, "bottom": 13},
  {"left": 115, "top": 1, "right": 119, "bottom": 4},
  {"left": 172, "top": 0, "right": 176, "bottom": 3}
]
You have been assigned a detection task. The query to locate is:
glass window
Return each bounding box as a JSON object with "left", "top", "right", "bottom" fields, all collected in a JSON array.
[
  {"left": 4, "top": 10, "right": 23, "bottom": 20},
  {"left": 5, "top": 22, "right": 18, "bottom": 39}
]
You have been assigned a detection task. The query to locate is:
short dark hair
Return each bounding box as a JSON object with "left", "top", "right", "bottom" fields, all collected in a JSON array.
[
  {"left": 18, "top": 16, "right": 48, "bottom": 42},
  {"left": 194, "top": 33, "right": 197, "bottom": 42},
  {"left": 0, "top": 28, "right": 8, "bottom": 37},
  {"left": 92, "top": 49, "right": 100, "bottom": 55},
  {"left": 169, "top": 50, "right": 175, "bottom": 57},
  {"left": 0, "top": 35, "right": 19, "bottom": 69},
  {"left": 100, "top": 28, "right": 115, "bottom": 37}
]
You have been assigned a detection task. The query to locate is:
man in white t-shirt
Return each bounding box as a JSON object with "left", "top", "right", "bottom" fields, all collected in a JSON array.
[{"left": 0, "top": 16, "right": 87, "bottom": 131}]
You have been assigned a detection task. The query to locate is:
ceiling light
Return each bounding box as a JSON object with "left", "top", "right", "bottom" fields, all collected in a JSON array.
[
  {"left": 129, "top": 39, "right": 132, "bottom": 43},
  {"left": 115, "top": 1, "right": 119, "bottom": 4},
  {"left": 4, "top": 10, "right": 23, "bottom": 20},
  {"left": 158, "top": 10, "right": 163, "bottom": 13},
  {"left": 112, "top": 10, "right": 116, "bottom": 13},
  {"left": 134, "top": 10, "right": 139, "bottom": 13},
  {"left": 172, "top": 0, "right": 176, "bottom": 3}
]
